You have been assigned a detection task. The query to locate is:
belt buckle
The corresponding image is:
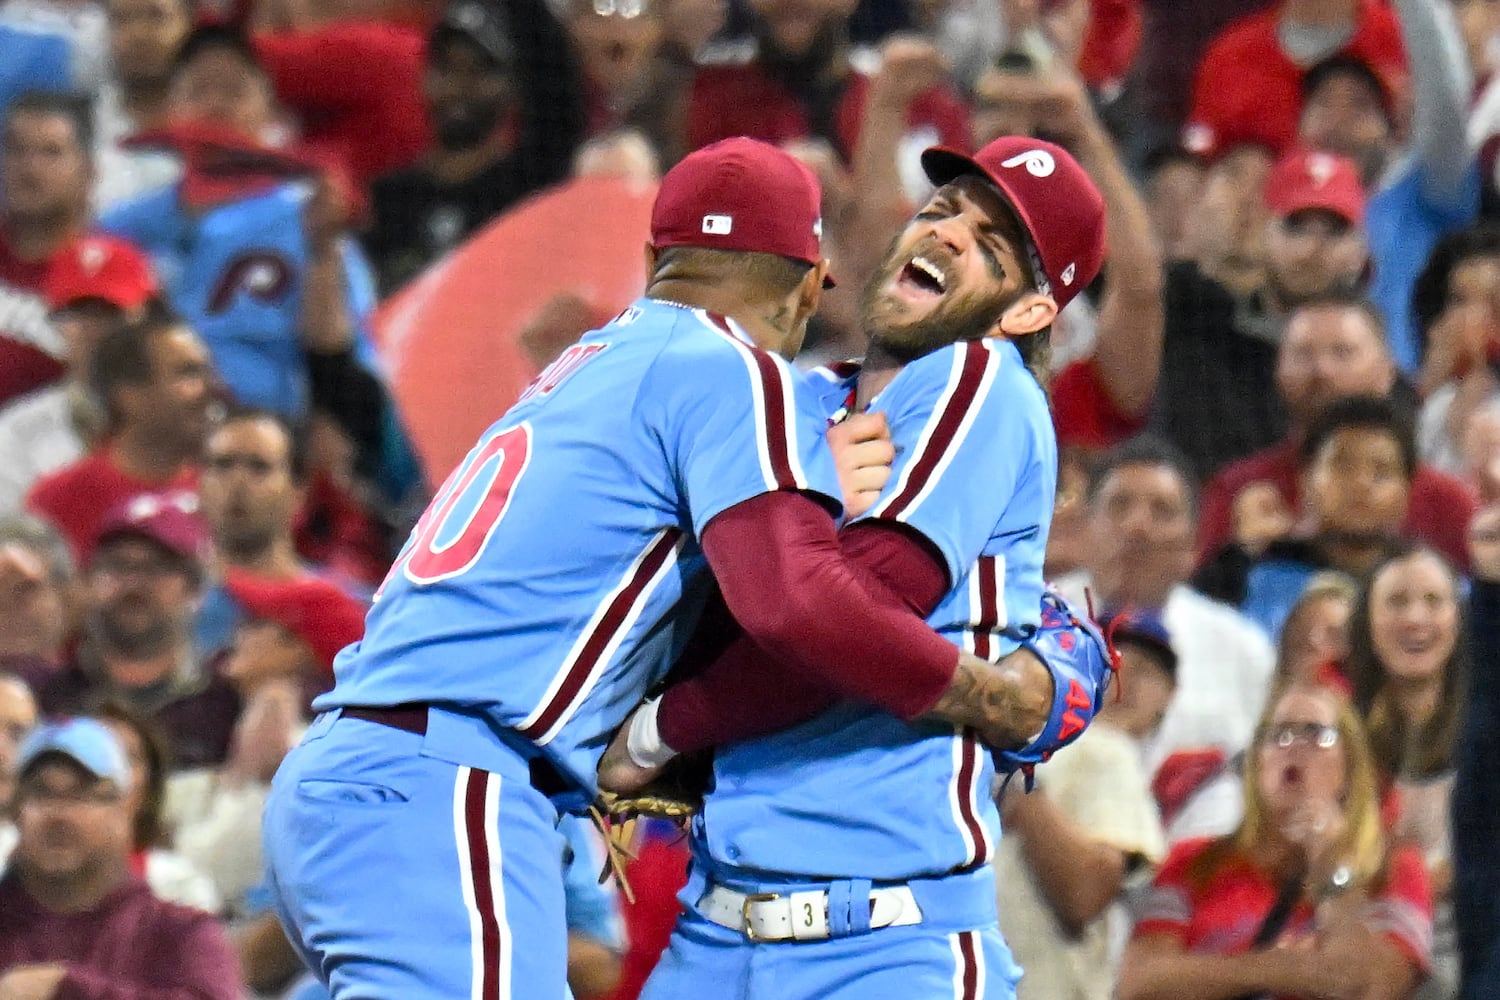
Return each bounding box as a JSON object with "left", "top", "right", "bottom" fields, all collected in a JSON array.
[{"left": 740, "top": 892, "right": 781, "bottom": 942}]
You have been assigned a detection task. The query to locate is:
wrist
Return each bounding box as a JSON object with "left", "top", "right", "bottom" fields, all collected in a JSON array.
[{"left": 625, "top": 697, "right": 678, "bottom": 769}]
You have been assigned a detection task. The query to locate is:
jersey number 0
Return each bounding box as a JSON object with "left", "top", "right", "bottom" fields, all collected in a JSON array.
[{"left": 378, "top": 423, "right": 534, "bottom": 593}]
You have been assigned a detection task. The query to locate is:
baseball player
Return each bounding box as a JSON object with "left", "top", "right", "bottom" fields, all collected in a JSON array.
[
  {"left": 261, "top": 137, "right": 1078, "bottom": 999},
  {"left": 610, "top": 136, "right": 1113, "bottom": 1000}
]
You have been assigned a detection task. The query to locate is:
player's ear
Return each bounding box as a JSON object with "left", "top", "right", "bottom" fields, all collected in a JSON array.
[
  {"left": 997, "top": 291, "right": 1058, "bottom": 338},
  {"left": 793, "top": 259, "right": 830, "bottom": 325},
  {"left": 643, "top": 242, "right": 661, "bottom": 284}
]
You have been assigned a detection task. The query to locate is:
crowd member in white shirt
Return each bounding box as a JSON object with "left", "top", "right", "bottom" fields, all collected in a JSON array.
[
  {"left": 995, "top": 609, "right": 1173, "bottom": 1000},
  {"left": 1052, "top": 436, "right": 1276, "bottom": 843},
  {"left": 93, "top": 0, "right": 188, "bottom": 212},
  {"left": 0, "top": 234, "right": 158, "bottom": 516}
]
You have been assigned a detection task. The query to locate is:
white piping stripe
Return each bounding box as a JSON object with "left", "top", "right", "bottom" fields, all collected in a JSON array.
[
  {"left": 519, "top": 528, "right": 686, "bottom": 744},
  {"left": 949, "top": 933, "right": 965, "bottom": 1000},
  {"left": 454, "top": 767, "right": 485, "bottom": 1000},
  {"left": 947, "top": 726, "right": 977, "bottom": 866},
  {"left": 698, "top": 313, "right": 808, "bottom": 492},
  {"left": 969, "top": 745, "right": 993, "bottom": 863},
  {"left": 970, "top": 931, "right": 986, "bottom": 1000},
  {"left": 870, "top": 343, "right": 999, "bottom": 523},
  {"left": 484, "top": 773, "right": 511, "bottom": 1000}
]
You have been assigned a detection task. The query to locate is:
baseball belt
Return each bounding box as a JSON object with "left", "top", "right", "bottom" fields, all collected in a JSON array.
[{"left": 699, "top": 883, "right": 923, "bottom": 942}]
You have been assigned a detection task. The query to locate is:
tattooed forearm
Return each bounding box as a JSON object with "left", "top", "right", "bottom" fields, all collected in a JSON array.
[{"left": 923, "top": 649, "right": 1054, "bottom": 749}]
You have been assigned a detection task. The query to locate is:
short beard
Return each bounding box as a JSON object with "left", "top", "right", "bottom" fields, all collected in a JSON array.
[
  {"left": 860, "top": 242, "right": 1014, "bottom": 364},
  {"left": 91, "top": 607, "right": 177, "bottom": 660},
  {"left": 434, "top": 106, "right": 503, "bottom": 152}
]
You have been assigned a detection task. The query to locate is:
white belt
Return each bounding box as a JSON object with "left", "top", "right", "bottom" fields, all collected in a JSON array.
[{"left": 700, "top": 884, "right": 923, "bottom": 942}]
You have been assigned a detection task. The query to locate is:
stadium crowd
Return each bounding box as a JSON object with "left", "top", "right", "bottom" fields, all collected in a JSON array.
[{"left": 0, "top": 0, "right": 1497, "bottom": 996}]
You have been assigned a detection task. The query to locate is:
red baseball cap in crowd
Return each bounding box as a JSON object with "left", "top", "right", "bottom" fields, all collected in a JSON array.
[
  {"left": 1264, "top": 150, "right": 1366, "bottom": 227},
  {"left": 223, "top": 568, "right": 367, "bottom": 674},
  {"left": 651, "top": 136, "right": 835, "bottom": 286},
  {"left": 920, "top": 136, "right": 1106, "bottom": 311},
  {"left": 44, "top": 235, "right": 158, "bottom": 313},
  {"left": 94, "top": 491, "right": 210, "bottom": 569}
]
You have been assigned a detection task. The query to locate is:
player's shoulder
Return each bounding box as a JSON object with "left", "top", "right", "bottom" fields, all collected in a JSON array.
[{"left": 886, "top": 338, "right": 1042, "bottom": 413}]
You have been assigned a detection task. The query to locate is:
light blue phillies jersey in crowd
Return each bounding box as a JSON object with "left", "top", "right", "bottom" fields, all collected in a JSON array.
[
  {"left": 318, "top": 298, "right": 842, "bottom": 793},
  {"left": 699, "top": 337, "right": 1058, "bottom": 881},
  {"left": 100, "top": 182, "right": 381, "bottom": 418}
]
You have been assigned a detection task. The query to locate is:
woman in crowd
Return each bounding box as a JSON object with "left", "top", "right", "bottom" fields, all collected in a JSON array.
[
  {"left": 1348, "top": 546, "right": 1467, "bottom": 999},
  {"left": 1117, "top": 682, "right": 1432, "bottom": 1000},
  {"left": 1276, "top": 571, "right": 1358, "bottom": 691}
]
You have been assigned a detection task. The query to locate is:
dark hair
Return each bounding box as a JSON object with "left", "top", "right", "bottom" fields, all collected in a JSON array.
[
  {"left": 88, "top": 700, "right": 173, "bottom": 849},
  {"left": 173, "top": 23, "right": 265, "bottom": 79},
  {"left": 212, "top": 406, "right": 309, "bottom": 482},
  {"left": 651, "top": 246, "right": 814, "bottom": 299},
  {"left": 1298, "top": 394, "right": 1417, "bottom": 480},
  {"left": 5, "top": 90, "right": 94, "bottom": 153},
  {"left": 1300, "top": 54, "right": 1394, "bottom": 123},
  {"left": 88, "top": 300, "right": 186, "bottom": 430},
  {"left": 1410, "top": 224, "right": 1500, "bottom": 349},
  {"left": 1285, "top": 291, "right": 1390, "bottom": 349},
  {"left": 1346, "top": 545, "right": 1467, "bottom": 779},
  {"left": 1085, "top": 434, "right": 1200, "bottom": 518}
]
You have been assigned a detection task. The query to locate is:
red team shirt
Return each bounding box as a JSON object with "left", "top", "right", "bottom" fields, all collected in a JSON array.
[
  {"left": 1183, "top": 0, "right": 1406, "bottom": 158},
  {"left": 1134, "top": 836, "right": 1434, "bottom": 985},
  {"left": 686, "top": 62, "right": 971, "bottom": 162},
  {"left": 0, "top": 237, "right": 67, "bottom": 408},
  {"left": 26, "top": 448, "right": 199, "bottom": 563}
]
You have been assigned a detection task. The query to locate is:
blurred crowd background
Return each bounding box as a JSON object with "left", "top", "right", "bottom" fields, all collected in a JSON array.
[{"left": 0, "top": 0, "right": 1498, "bottom": 997}]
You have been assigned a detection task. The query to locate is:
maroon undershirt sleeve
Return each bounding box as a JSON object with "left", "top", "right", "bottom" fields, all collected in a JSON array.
[{"left": 659, "top": 494, "right": 953, "bottom": 751}]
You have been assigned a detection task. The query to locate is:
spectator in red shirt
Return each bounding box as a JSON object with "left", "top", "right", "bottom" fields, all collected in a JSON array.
[
  {"left": 1118, "top": 682, "right": 1432, "bottom": 1000},
  {"left": 38, "top": 492, "right": 241, "bottom": 772},
  {"left": 1199, "top": 293, "right": 1479, "bottom": 570},
  {"left": 0, "top": 718, "right": 241, "bottom": 1000},
  {"left": 26, "top": 305, "right": 214, "bottom": 563},
  {"left": 1183, "top": 0, "right": 1406, "bottom": 161},
  {"left": 247, "top": 0, "right": 431, "bottom": 188},
  {"left": 685, "top": 0, "right": 970, "bottom": 166},
  {"left": 0, "top": 92, "right": 96, "bottom": 408}
]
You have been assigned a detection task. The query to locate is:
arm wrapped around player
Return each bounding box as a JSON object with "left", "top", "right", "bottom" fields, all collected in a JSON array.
[{"left": 993, "top": 589, "right": 1120, "bottom": 786}]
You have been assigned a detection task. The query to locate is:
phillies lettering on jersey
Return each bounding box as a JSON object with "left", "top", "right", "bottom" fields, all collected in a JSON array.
[
  {"left": 324, "top": 298, "right": 842, "bottom": 793},
  {"left": 100, "top": 183, "right": 380, "bottom": 418},
  {"left": 700, "top": 337, "right": 1059, "bottom": 881}
]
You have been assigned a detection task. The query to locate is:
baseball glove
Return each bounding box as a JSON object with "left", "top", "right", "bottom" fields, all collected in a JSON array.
[
  {"left": 590, "top": 752, "right": 709, "bottom": 901},
  {"left": 994, "top": 588, "right": 1120, "bottom": 790}
]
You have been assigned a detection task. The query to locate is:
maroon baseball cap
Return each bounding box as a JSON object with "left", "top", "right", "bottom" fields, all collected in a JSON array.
[
  {"left": 651, "top": 137, "right": 835, "bottom": 287},
  {"left": 94, "top": 491, "right": 210, "bottom": 568},
  {"left": 45, "top": 235, "right": 158, "bottom": 313},
  {"left": 920, "top": 136, "right": 1106, "bottom": 311},
  {"left": 1265, "top": 150, "right": 1366, "bottom": 227}
]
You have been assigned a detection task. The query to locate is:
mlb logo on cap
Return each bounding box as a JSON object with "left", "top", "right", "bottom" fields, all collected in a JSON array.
[{"left": 651, "top": 137, "right": 835, "bottom": 286}]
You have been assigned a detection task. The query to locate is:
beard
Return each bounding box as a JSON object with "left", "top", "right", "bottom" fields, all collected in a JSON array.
[
  {"left": 91, "top": 602, "right": 177, "bottom": 659},
  {"left": 434, "top": 101, "right": 505, "bottom": 152},
  {"left": 756, "top": 17, "right": 842, "bottom": 87},
  {"left": 859, "top": 237, "right": 1014, "bottom": 363}
]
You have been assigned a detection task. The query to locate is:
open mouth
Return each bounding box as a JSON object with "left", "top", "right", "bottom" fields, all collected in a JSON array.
[
  {"left": 897, "top": 255, "right": 947, "bottom": 298},
  {"left": 1283, "top": 764, "right": 1303, "bottom": 785}
]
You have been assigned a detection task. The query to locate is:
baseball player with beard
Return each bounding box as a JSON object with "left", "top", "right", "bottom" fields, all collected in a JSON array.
[{"left": 600, "top": 136, "right": 1113, "bottom": 1000}]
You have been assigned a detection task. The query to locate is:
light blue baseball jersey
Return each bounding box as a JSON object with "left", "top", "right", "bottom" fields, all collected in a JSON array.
[
  {"left": 699, "top": 337, "right": 1057, "bottom": 881},
  {"left": 99, "top": 182, "right": 381, "bottom": 418},
  {"left": 318, "top": 298, "right": 842, "bottom": 794}
]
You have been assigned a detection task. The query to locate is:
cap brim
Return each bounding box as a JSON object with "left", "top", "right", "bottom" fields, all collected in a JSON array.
[
  {"left": 920, "top": 146, "right": 1044, "bottom": 287},
  {"left": 1274, "top": 201, "right": 1359, "bottom": 228}
]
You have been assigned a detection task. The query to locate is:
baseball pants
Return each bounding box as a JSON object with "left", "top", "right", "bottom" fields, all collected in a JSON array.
[{"left": 262, "top": 709, "right": 571, "bottom": 999}]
